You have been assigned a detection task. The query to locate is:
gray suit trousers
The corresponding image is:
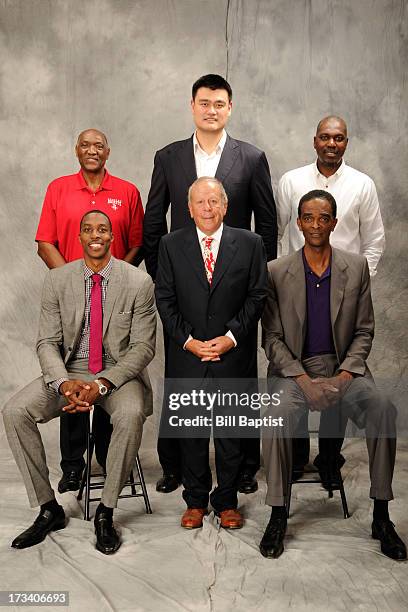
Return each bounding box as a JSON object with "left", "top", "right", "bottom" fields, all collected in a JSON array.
[
  {"left": 263, "top": 355, "right": 397, "bottom": 506},
  {"left": 2, "top": 359, "right": 146, "bottom": 508}
]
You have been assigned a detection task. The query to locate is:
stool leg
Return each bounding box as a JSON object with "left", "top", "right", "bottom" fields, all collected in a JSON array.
[
  {"left": 285, "top": 481, "right": 292, "bottom": 519},
  {"left": 135, "top": 454, "right": 152, "bottom": 514},
  {"left": 339, "top": 476, "right": 350, "bottom": 519},
  {"left": 84, "top": 419, "right": 94, "bottom": 521},
  {"left": 129, "top": 470, "right": 137, "bottom": 496}
]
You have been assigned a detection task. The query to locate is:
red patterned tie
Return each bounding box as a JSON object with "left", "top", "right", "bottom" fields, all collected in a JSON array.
[
  {"left": 88, "top": 274, "right": 103, "bottom": 374},
  {"left": 203, "top": 236, "right": 215, "bottom": 284}
]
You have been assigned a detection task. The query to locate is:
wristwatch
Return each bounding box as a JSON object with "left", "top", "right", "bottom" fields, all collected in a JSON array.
[{"left": 94, "top": 379, "right": 109, "bottom": 396}]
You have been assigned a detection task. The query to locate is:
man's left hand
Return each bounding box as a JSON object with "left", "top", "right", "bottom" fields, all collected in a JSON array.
[{"left": 201, "top": 336, "right": 235, "bottom": 362}]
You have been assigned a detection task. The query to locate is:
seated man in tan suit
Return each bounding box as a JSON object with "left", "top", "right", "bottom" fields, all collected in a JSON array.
[
  {"left": 260, "top": 189, "right": 406, "bottom": 561},
  {"left": 2, "top": 210, "right": 156, "bottom": 555}
]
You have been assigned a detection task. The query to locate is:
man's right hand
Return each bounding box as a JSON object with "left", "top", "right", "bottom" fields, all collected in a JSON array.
[
  {"left": 295, "top": 374, "right": 338, "bottom": 411},
  {"left": 185, "top": 338, "right": 220, "bottom": 361},
  {"left": 60, "top": 380, "right": 92, "bottom": 413}
]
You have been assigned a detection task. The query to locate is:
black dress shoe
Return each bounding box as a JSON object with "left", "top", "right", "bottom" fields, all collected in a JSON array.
[
  {"left": 313, "top": 453, "right": 345, "bottom": 490},
  {"left": 291, "top": 465, "right": 305, "bottom": 481},
  {"left": 156, "top": 474, "right": 180, "bottom": 493},
  {"left": 94, "top": 512, "right": 121, "bottom": 555},
  {"left": 372, "top": 519, "right": 407, "bottom": 561},
  {"left": 11, "top": 507, "right": 66, "bottom": 549},
  {"left": 238, "top": 472, "right": 258, "bottom": 494},
  {"left": 259, "top": 516, "right": 287, "bottom": 559},
  {"left": 58, "top": 470, "right": 82, "bottom": 494}
]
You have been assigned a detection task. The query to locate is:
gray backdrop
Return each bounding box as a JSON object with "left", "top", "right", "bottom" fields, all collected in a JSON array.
[{"left": 1, "top": 0, "right": 407, "bottom": 403}]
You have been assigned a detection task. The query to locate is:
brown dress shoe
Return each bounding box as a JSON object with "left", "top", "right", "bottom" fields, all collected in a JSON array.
[
  {"left": 219, "top": 509, "right": 243, "bottom": 529},
  {"left": 181, "top": 508, "right": 208, "bottom": 529}
]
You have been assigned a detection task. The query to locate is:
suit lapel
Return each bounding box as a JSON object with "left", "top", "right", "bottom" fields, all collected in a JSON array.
[
  {"left": 177, "top": 137, "right": 197, "bottom": 187},
  {"left": 215, "top": 135, "right": 239, "bottom": 183},
  {"left": 330, "top": 249, "right": 347, "bottom": 326},
  {"left": 181, "top": 228, "right": 209, "bottom": 291},
  {"left": 287, "top": 251, "right": 306, "bottom": 349},
  {"left": 71, "top": 261, "right": 86, "bottom": 346},
  {"left": 103, "top": 258, "right": 123, "bottom": 337},
  {"left": 210, "top": 226, "right": 237, "bottom": 294}
]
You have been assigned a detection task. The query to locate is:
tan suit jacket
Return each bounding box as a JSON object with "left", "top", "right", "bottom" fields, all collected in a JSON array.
[
  {"left": 262, "top": 248, "right": 374, "bottom": 378},
  {"left": 36, "top": 257, "right": 156, "bottom": 414}
]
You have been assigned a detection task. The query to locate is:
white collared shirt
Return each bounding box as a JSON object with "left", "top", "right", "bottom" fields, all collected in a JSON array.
[
  {"left": 196, "top": 223, "right": 224, "bottom": 260},
  {"left": 277, "top": 160, "right": 385, "bottom": 275},
  {"left": 193, "top": 130, "right": 227, "bottom": 177}
]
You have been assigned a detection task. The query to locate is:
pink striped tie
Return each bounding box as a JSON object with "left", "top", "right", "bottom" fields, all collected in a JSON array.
[
  {"left": 88, "top": 274, "right": 103, "bottom": 374},
  {"left": 203, "top": 237, "right": 215, "bottom": 284}
]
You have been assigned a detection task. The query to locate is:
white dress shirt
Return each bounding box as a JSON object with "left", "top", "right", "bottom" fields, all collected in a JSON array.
[
  {"left": 277, "top": 160, "right": 385, "bottom": 275},
  {"left": 183, "top": 223, "right": 237, "bottom": 348},
  {"left": 193, "top": 130, "right": 227, "bottom": 177}
]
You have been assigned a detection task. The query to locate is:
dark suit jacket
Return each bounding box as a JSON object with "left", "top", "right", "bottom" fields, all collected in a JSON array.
[
  {"left": 155, "top": 225, "right": 268, "bottom": 379},
  {"left": 144, "top": 134, "right": 277, "bottom": 279},
  {"left": 262, "top": 248, "right": 374, "bottom": 378}
]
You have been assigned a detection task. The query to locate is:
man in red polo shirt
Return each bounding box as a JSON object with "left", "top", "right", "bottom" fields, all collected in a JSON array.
[{"left": 36, "top": 128, "right": 144, "bottom": 493}]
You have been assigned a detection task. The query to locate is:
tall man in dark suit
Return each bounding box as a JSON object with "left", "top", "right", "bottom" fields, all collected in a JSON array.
[
  {"left": 144, "top": 74, "right": 277, "bottom": 494},
  {"left": 3, "top": 211, "right": 156, "bottom": 555},
  {"left": 155, "top": 177, "right": 267, "bottom": 529},
  {"left": 260, "top": 190, "right": 406, "bottom": 561}
]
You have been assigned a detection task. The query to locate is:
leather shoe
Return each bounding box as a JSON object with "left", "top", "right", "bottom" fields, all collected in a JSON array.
[
  {"left": 181, "top": 508, "right": 207, "bottom": 529},
  {"left": 259, "top": 516, "right": 287, "bottom": 559},
  {"left": 58, "top": 470, "right": 82, "bottom": 494},
  {"left": 238, "top": 471, "right": 258, "bottom": 494},
  {"left": 291, "top": 465, "right": 305, "bottom": 481},
  {"left": 372, "top": 519, "right": 407, "bottom": 561},
  {"left": 94, "top": 511, "right": 121, "bottom": 555},
  {"left": 156, "top": 473, "right": 180, "bottom": 493},
  {"left": 12, "top": 507, "right": 66, "bottom": 549},
  {"left": 218, "top": 509, "right": 243, "bottom": 529},
  {"left": 313, "top": 453, "right": 345, "bottom": 490}
]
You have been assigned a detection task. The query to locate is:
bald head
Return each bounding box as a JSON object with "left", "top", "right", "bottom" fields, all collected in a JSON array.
[
  {"left": 75, "top": 129, "right": 110, "bottom": 173},
  {"left": 314, "top": 116, "right": 348, "bottom": 172},
  {"left": 316, "top": 116, "right": 347, "bottom": 138},
  {"left": 76, "top": 128, "right": 108, "bottom": 147}
]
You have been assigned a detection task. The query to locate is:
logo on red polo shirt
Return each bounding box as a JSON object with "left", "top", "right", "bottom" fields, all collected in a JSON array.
[{"left": 107, "top": 198, "right": 122, "bottom": 211}]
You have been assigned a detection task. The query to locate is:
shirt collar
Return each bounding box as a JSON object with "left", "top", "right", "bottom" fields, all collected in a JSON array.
[
  {"left": 75, "top": 169, "right": 113, "bottom": 191},
  {"left": 193, "top": 130, "right": 227, "bottom": 157},
  {"left": 302, "top": 248, "right": 331, "bottom": 280},
  {"left": 196, "top": 223, "right": 224, "bottom": 244},
  {"left": 314, "top": 158, "right": 346, "bottom": 180},
  {"left": 83, "top": 256, "right": 113, "bottom": 281}
]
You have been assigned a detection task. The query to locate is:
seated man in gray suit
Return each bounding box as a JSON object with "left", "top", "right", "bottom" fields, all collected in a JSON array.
[
  {"left": 260, "top": 189, "right": 406, "bottom": 561},
  {"left": 2, "top": 210, "right": 156, "bottom": 555}
]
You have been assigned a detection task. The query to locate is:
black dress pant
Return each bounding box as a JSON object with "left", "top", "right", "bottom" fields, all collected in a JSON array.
[
  {"left": 59, "top": 406, "right": 112, "bottom": 473},
  {"left": 180, "top": 436, "right": 243, "bottom": 512}
]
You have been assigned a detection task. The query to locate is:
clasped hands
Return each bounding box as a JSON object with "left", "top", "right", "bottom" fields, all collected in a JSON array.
[
  {"left": 60, "top": 379, "right": 108, "bottom": 413},
  {"left": 295, "top": 370, "right": 353, "bottom": 412},
  {"left": 185, "top": 336, "right": 235, "bottom": 361}
]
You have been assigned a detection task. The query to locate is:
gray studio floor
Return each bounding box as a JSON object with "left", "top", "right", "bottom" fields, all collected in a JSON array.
[{"left": 1, "top": 332, "right": 407, "bottom": 612}]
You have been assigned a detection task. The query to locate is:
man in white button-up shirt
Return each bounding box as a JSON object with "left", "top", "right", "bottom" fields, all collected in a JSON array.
[
  {"left": 277, "top": 116, "right": 385, "bottom": 276},
  {"left": 277, "top": 115, "right": 385, "bottom": 476}
]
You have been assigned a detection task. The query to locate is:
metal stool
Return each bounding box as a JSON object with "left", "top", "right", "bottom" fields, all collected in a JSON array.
[
  {"left": 286, "top": 432, "right": 350, "bottom": 519},
  {"left": 77, "top": 411, "right": 152, "bottom": 520}
]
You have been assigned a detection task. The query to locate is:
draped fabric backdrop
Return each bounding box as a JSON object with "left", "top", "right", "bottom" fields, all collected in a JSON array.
[{"left": 0, "top": 2, "right": 407, "bottom": 610}]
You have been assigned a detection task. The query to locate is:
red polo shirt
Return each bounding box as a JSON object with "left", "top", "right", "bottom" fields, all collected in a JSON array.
[{"left": 35, "top": 170, "right": 144, "bottom": 262}]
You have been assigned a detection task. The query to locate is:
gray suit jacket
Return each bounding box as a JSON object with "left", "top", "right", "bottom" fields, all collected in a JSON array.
[
  {"left": 262, "top": 248, "right": 374, "bottom": 378},
  {"left": 36, "top": 257, "right": 156, "bottom": 413}
]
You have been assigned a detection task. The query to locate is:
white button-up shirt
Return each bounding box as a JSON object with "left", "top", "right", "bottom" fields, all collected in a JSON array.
[
  {"left": 277, "top": 160, "right": 385, "bottom": 275},
  {"left": 193, "top": 130, "right": 227, "bottom": 177}
]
